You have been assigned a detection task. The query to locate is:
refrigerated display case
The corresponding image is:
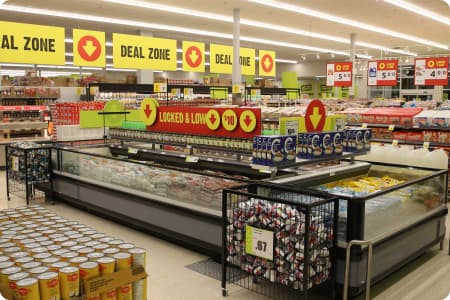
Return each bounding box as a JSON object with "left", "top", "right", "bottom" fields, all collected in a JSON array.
[
  {"left": 272, "top": 161, "right": 448, "bottom": 297},
  {"left": 51, "top": 145, "right": 259, "bottom": 257}
]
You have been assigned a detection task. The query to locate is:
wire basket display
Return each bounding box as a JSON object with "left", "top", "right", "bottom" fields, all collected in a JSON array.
[
  {"left": 6, "top": 142, "right": 52, "bottom": 204},
  {"left": 222, "top": 183, "right": 339, "bottom": 300}
]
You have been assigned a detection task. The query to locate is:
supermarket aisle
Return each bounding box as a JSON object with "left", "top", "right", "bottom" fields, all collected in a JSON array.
[{"left": 1, "top": 171, "right": 450, "bottom": 300}]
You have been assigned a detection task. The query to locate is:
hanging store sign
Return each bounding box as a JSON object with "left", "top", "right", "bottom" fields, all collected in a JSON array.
[
  {"left": 112, "top": 33, "right": 177, "bottom": 71},
  {"left": 73, "top": 29, "right": 106, "bottom": 67},
  {"left": 367, "top": 59, "right": 398, "bottom": 86},
  {"left": 326, "top": 62, "right": 353, "bottom": 87},
  {"left": 182, "top": 41, "right": 205, "bottom": 72},
  {"left": 209, "top": 44, "right": 256, "bottom": 75},
  {"left": 142, "top": 99, "right": 261, "bottom": 138},
  {"left": 258, "top": 50, "right": 276, "bottom": 77},
  {"left": 0, "top": 21, "right": 65, "bottom": 65},
  {"left": 414, "top": 57, "right": 449, "bottom": 86}
]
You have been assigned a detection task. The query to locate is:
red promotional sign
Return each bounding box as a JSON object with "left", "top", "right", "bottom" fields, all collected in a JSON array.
[
  {"left": 367, "top": 59, "right": 398, "bottom": 86},
  {"left": 77, "top": 35, "right": 102, "bottom": 62},
  {"left": 414, "top": 57, "right": 448, "bottom": 86},
  {"left": 326, "top": 62, "right": 352, "bottom": 87},
  {"left": 146, "top": 107, "right": 261, "bottom": 139},
  {"left": 261, "top": 54, "right": 274, "bottom": 73},
  {"left": 185, "top": 45, "right": 202, "bottom": 68},
  {"left": 305, "top": 100, "right": 326, "bottom": 132}
]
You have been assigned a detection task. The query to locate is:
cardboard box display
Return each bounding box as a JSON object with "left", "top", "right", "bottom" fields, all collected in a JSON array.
[
  {"left": 83, "top": 266, "right": 147, "bottom": 297},
  {"left": 252, "top": 135, "right": 297, "bottom": 166}
]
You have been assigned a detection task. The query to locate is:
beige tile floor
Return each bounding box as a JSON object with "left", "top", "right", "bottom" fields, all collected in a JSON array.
[{"left": 1, "top": 171, "right": 450, "bottom": 300}]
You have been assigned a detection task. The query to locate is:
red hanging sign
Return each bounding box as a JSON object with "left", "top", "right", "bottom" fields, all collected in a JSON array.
[
  {"left": 367, "top": 59, "right": 398, "bottom": 86},
  {"left": 414, "top": 57, "right": 449, "bottom": 86},
  {"left": 326, "top": 62, "right": 353, "bottom": 87}
]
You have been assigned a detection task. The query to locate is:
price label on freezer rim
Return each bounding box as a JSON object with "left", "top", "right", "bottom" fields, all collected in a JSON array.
[{"left": 245, "top": 225, "right": 274, "bottom": 261}]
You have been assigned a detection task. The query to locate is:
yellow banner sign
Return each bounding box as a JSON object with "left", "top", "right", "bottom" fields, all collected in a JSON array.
[
  {"left": 210, "top": 44, "right": 233, "bottom": 74},
  {"left": 259, "top": 50, "right": 276, "bottom": 77},
  {"left": 73, "top": 29, "right": 106, "bottom": 67},
  {"left": 113, "top": 33, "right": 177, "bottom": 71},
  {"left": 210, "top": 44, "right": 256, "bottom": 75},
  {"left": 240, "top": 47, "right": 255, "bottom": 76},
  {"left": 0, "top": 21, "right": 65, "bottom": 65},
  {"left": 182, "top": 41, "right": 205, "bottom": 72}
]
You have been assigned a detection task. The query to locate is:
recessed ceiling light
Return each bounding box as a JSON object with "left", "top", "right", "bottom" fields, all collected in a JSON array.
[
  {"left": 102, "top": 0, "right": 418, "bottom": 56},
  {"left": 249, "top": 0, "right": 448, "bottom": 50},
  {"left": 316, "top": 53, "right": 320, "bottom": 60},
  {"left": 384, "top": 0, "right": 450, "bottom": 26}
]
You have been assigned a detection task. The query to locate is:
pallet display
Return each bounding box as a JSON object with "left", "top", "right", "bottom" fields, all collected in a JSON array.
[{"left": 0, "top": 205, "right": 148, "bottom": 300}]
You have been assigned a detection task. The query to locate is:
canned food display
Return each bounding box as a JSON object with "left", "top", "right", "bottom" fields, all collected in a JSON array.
[{"left": 0, "top": 206, "right": 148, "bottom": 300}]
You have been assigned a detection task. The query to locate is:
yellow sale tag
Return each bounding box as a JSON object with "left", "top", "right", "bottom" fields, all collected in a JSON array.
[
  {"left": 259, "top": 50, "right": 276, "bottom": 77},
  {"left": 73, "top": 29, "right": 106, "bottom": 67},
  {"left": 392, "top": 139, "right": 399, "bottom": 146},
  {"left": 388, "top": 125, "right": 395, "bottom": 131},
  {"left": 182, "top": 41, "right": 205, "bottom": 72},
  {"left": 113, "top": 33, "right": 177, "bottom": 71},
  {"left": 210, "top": 44, "right": 233, "bottom": 74},
  {"left": 362, "top": 123, "right": 368, "bottom": 128},
  {"left": 240, "top": 47, "right": 255, "bottom": 76},
  {"left": 0, "top": 21, "right": 65, "bottom": 65},
  {"left": 423, "top": 142, "right": 430, "bottom": 149}
]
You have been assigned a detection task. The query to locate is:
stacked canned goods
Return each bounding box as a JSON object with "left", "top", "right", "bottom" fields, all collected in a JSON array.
[{"left": 0, "top": 205, "right": 148, "bottom": 300}]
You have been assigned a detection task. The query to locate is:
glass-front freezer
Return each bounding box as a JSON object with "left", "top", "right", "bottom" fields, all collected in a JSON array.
[{"left": 271, "top": 161, "right": 448, "bottom": 297}]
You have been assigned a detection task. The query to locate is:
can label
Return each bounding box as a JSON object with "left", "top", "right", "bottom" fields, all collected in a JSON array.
[
  {"left": 101, "top": 289, "right": 117, "bottom": 300},
  {"left": 117, "top": 284, "right": 132, "bottom": 300},
  {"left": 17, "top": 284, "right": 39, "bottom": 300},
  {"left": 39, "top": 276, "right": 60, "bottom": 300},
  {"left": 86, "top": 294, "right": 101, "bottom": 300},
  {"left": 59, "top": 271, "right": 79, "bottom": 300},
  {"left": 98, "top": 261, "right": 115, "bottom": 276},
  {"left": 133, "top": 278, "right": 147, "bottom": 300}
]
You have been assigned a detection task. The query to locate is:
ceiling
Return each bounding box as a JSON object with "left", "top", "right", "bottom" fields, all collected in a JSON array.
[{"left": 0, "top": 0, "right": 449, "bottom": 64}]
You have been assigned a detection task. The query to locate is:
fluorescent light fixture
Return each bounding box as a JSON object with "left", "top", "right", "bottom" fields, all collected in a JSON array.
[
  {"left": 0, "top": 63, "right": 34, "bottom": 67},
  {"left": 82, "top": 67, "right": 103, "bottom": 71},
  {"left": 357, "top": 42, "right": 417, "bottom": 56},
  {"left": 0, "top": 4, "right": 358, "bottom": 57},
  {"left": 102, "top": 0, "right": 420, "bottom": 56},
  {"left": 37, "top": 65, "right": 81, "bottom": 70},
  {"left": 249, "top": 0, "right": 448, "bottom": 49},
  {"left": 105, "top": 68, "right": 136, "bottom": 72},
  {"left": 445, "top": 0, "right": 450, "bottom": 7},
  {"left": 0, "top": 69, "right": 26, "bottom": 76},
  {"left": 0, "top": 0, "right": 7, "bottom": 5},
  {"left": 384, "top": 0, "right": 450, "bottom": 26}
]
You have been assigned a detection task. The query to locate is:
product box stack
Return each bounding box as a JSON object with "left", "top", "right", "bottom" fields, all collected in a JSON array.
[
  {"left": 252, "top": 135, "right": 297, "bottom": 166},
  {"left": 362, "top": 107, "right": 423, "bottom": 126},
  {"left": 297, "top": 131, "right": 344, "bottom": 159},
  {"left": 0, "top": 205, "right": 148, "bottom": 300}
]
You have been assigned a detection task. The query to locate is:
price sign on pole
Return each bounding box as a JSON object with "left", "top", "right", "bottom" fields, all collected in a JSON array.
[
  {"left": 326, "top": 62, "right": 353, "bottom": 87},
  {"left": 245, "top": 225, "right": 274, "bottom": 261},
  {"left": 414, "top": 57, "right": 449, "bottom": 86},
  {"left": 368, "top": 60, "right": 398, "bottom": 86}
]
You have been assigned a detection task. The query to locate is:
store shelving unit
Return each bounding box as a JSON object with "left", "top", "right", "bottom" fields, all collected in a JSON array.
[{"left": 244, "top": 87, "right": 301, "bottom": 106}]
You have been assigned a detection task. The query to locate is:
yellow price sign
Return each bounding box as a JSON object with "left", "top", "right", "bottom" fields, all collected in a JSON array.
[
  {"left": 423, "top": 142, "right": 430, "bottom": 149},
  {"left": 362, "top": 123, "right": 368, "bottom": 128},
  {"left": 222, "top": 110, "right": 238, "bottom": 132},
  {"left": 113, "top": 33, "right": 177, "bottom": 71},
  {"left": 182, "top": 41, "right": 205, "bottom": 72},
  {"left": 392, "top": 139, "right": 399, "bottom": 146},
  {"left": 239, "top": 110, "right": 257, "bottom": 133},
  {"left": 240, "top": 47, "right": 255, "bottom": 76},
  {"left": 388, "top": 125, "right": 395, "bottom": 131},
  {"left": 0, "top": 21, "right": 65, "bottom": 65},
  {"left": 140, "top": 98, "right": 159, "bottom": 126},
  {"left": 210, "top": 44, "right": 233, "bottom": 74}
]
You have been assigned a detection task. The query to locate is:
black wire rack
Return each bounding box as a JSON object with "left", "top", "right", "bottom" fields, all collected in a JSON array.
[
  {"left": 6, "top": 143, "right": 52, "bottom": 204},
  {"left": 222, "top": 183, "right": 339, "bottom": 300}
]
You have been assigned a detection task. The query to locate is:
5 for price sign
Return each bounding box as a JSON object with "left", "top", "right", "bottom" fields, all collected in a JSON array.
[
  {"left": 326, "top": 62, "right": 353, "bottom": 87},
  {"left": 414, "top": 57, "right": 449, "bottom": 86},
  {"left": 245, "top": 225, "right": 274, "bottom": 261},
  {"left": 368, "top": 60, "right": 398, "bottom": 86}
]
